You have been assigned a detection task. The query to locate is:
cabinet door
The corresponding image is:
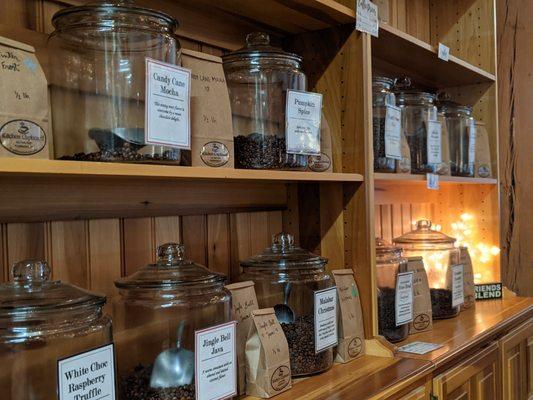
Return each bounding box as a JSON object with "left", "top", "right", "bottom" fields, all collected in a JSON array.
[
  {"left": 433, "top": 342, "right": 500, "bottom": 400},
  {"left": 500, "top": 318, "right": 533, "bottom": 400},
  {"left": 400, "top": 385, "right": 429, "bottom": 400}
]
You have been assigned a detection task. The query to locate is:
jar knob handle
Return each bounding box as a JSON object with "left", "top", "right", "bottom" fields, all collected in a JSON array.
[
  {"left": 11, "top": 259, "right": 51, "bottom": 283},
  {"left": 272, "top": 232, "right": 294, "bottom": 250},
  {"left": 246, "top": 32, "right": 270, "bottom": 47},
  {"left": 416, "top": 219, "right": 432, "bottom": 230},
  {"left": 157, "top": 243, "right": 185, "bottom": 265}
]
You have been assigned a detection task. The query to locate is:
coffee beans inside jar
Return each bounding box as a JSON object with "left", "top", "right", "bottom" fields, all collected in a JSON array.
[
  {"left": 430, "top": 288, "right": 459, "bottom": 319},
  {"left": 377, "top": 287, "right": 408, "bottom": 343}
]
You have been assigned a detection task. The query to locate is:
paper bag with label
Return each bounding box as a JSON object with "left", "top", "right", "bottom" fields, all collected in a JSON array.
[
  {"left": 406, "top": 257, "right": 433, "bottom": 333},
  {"left": 0, "top": 36, "right": 50, "bottom": 159},
  {"left": 246, "top": 308, "right": 291, "bottom": 398},
  {"left": 181, "top": 49, "right": 233, "bottom": 167},
  {"left": 459, "top": 247, "right": 476, "bottom": 309},
  {"left": 332, "top": 269, "right": 365, "bottom": 362},
  {"left": 308, "top": 112, "right": 333, "bottom": 172},
  {"left": 225, "top": 281, "right": 259, "bottom": 395},
  {"left": 474, "top": 122, "right": 492, "bottom": 178}
]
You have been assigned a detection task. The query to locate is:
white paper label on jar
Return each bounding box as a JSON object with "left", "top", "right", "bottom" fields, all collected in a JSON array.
[
  {"left": 427, "top": 120, "right": 442, "bottom": 165},
  {"left": 57, "top": 343, "right": 116, "bottom": 400},
  {"left": 145, "top": 58, "right": 191, "bottom": 149},
  {"left": 468, "top": 120, "right": 476, "bottom": 165},
  {"left": 356, "top": 0, "right": 379, "bottom": 37},
  {"left": 285, "top": 90, "right": 322, "bottom": 155},
  {"left": 384, "top": 105, "right": 402, "bottom": 160},
  {"left": 438, "top": 43, "right": 450, "bottom": 61},
  {"left": 195, "top": 321, "right": 237, "bottom": 400},
  {"left": 314, "top": 287, "right": 338, "bottom": 353},
  {"left": 395, "top": 271, "right": 414, "bottom": 326},
  {"left": 452, "top": 264, "right": 465, "bottom": 308}
]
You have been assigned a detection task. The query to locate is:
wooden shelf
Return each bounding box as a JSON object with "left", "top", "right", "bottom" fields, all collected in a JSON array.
[
  {"left": 372, "top": 23, "right": 496, "bottom": 88},
  {"left": 374, "top": 172, "right": 498, "bottom": 185}
]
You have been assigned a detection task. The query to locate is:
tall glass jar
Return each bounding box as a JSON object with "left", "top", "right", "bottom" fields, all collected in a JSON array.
[
  {"left": 375, "top": 239, "right": 409, "bottom": 343},
  {"left": 223, "top": 32, "right": 308, "bottom": 170},
  {"left": 238, "top": 233, "right": 334, "bottom": 376},
  {"left": 113, "top": 243, "right": 231, "bottom": 400},
  {"left": 0, "top": 259, "right": 112, "bottom": 399},
  {"left": 437, "top": 100, "right": 475, "bottom": 177},
  {"left": 48, "top": 0, "right": 182, "bottom": 164},
  {"left": 393, "top": 220, "right": 461, "bottom": 319},
  {"left": 372, "top": 77, "right": 410, "bottom": 173}
]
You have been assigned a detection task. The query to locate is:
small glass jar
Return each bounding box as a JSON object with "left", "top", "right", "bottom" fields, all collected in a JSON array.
[
  {"left": 375, "top": 238, "right": 409, "bottom": 343},
  {"left": 372, "top": 77, "right": 410, "bottom": 173},
  {"left": 223, "top": 32, "right": 308, "bottom": 170},
  {"left": 113, "top": 243, "right": 231, "bottom": 400},
  {"left": 48, "top": 0, "right": 182, "bottom": 164},
  {"left": 437, "top": 100, "right": 475, "bottom": 177},
  {"left": 393, "top": 220, "right": 461, "bottom": 319},
  {"left": 0, "top": 259, "right": 112, "bottom": 399},
  {"left": 238, "top": 233, "right": 334, "bottom": 376}
]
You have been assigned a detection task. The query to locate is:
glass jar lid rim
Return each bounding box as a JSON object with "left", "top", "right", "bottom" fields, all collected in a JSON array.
[
  {"left": 393, "top": 219, "right": 456, "bottom": 245},
  {"left": 373, "top": 76, "right": 395, "bottom": 86},
  {"left": 436, "top": 100, "right": 472, "bottom": 114}
]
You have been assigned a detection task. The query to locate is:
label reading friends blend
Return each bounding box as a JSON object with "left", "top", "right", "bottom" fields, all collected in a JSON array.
[{"left": 314, "top": 287, "right": 338, "bottom": 353}]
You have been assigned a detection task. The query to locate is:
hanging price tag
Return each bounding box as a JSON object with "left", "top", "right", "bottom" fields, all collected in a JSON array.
[
  {"left": 468, "top": 120, "right": 476, "bottom": 165},
  {"left": 427, "top": 120, "right": 442, "bottom": 165},
  {"left": 395, "top": 272, "right": 414, "bottom": 326},
  {"left": 314, "top": 287, "right": 338, "bottom": 353},
  {"left": 356, "top": 0, "right": 379, "bottom": 37},
  {"left": 384, "top": 105, "right": 402, "bottom": 160},
  {"left": 285, "top": 90, "right": 322, "bottom": 155},
  {"left": 451, "top": 264, "right": 465, "bottom": 308},
  {"left": 438, "top": 43, "right": 450, "bottom": 61},
  {"left": 427, "top": 173, "right": 439, "bottom": 190}
]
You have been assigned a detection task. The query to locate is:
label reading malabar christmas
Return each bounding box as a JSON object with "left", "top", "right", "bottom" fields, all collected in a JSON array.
[
  {"left": 57, "top": 344, "right": 116, "bottom": 400},
  {"left": 285, "top": 90, "right": 322, "bottom": 155},
  {"left": 314, "top": 287, "right": 338, "bottom": 353},
  {"left": 452, "top": 264, "right": 465, "bottom": 308},
  {"left": 395, "top": 272, "right": 414, "bottom": 326},
  {"left": 427, "top": 120, "right": 442, "bottom": 165},
  {"left": 385, "top": 105, "right": 402, "bottom": 160},
  {"left": 195, "top": 321, "right": 237, "bottom": 400}
]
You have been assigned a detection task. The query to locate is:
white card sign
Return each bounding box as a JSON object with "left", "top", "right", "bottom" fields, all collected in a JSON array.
[
  {"left": 427, "top": 120, "right": 442, "bottom": 165},
  {"left": 398, "top": 341, "right": 443, "bottom": 355},
  {"left": 145, "top": 58, "right": 191, "bottom": 149},
  {"left": 57, "top": 344, "right": 116, "bottom": 400},
  {"left": 356, "top": 0, "right": 379, "bottom": 37},
  {"left": 285, "top": 90, "right": 322, "bottom": 155},
  {"left": 195, "top": 321, "right": 237, "bottom": 400},
  {"left": 314, "top": 287, "right": 338, "bottom": 353},
  {"left": 468, "top": 120, "right": 476, "bottom": 165},
  {"left": 452, "top": 264, "right": 465, "bottom": 308},
  {"left": 427, "top": 173, "right": 439, "bottom": 190},
  {"left": 395, "top": 272, "right": 414, "bottom": 326},
  {"left": 438, "top": 43, "right": 450, "bottom": 61},
  {"left": 385, "top": 105, "right": 402, "bottom": 160}
]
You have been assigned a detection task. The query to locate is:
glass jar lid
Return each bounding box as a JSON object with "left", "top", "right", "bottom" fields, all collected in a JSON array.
[
  {"left": 395, "top": 91, "right": 435, "bottom": 106},
  {"left": 375, "top": 237, "right": 403, "bottom": 257},
  {"left": 372, "top": 76, "right": 395, "bottom": 90},
  {"left": 115, "top": 243, "right": 226, "bottom": 289},
  {"left": 393, "top": 220, "right": 456, "bottom": 249},
  {"left": 0, "top": 259, "right": 105, "bottom": 318},
  {"left": 240, "top": 233, "right": 327, "bottom": 270},
  {"left": 436, "top": 100, "right": 473, "bottom": 116},
  {"left": 222, "top": 32, "right": 302, "bottom": 69}
]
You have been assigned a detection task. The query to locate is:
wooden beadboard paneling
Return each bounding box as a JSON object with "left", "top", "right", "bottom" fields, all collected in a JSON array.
[
  {"left": 207, "top": 214, "right": 230, "bottom": 276},
  {"left": 6, "top": 222, "right": 46, "bottom": 266},
  {"left": 122, "top": 217, "right": 154, "bottom": 276},
  {"left": 181, "top": 215, "right": 207, "bottom": 266}
]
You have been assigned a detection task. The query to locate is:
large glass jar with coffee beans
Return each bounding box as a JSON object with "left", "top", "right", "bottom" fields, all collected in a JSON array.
[
  {"left": 48, "top": 0, "right": 182, "bottom": 164},
  {"left": 113, "top": 243, "right": 232, "bottom": 400},
  {"left": 0, "top": 259, "right": 113, "bottom": 400},
  {"left": 238, "top": 233, "right": 334, "bottom": 376},
  {"left": 223, "top": 32, "right": 308, "bottom": 170},
  {"left": 393, "top": 220, "right": 461, "bottom": 319},
  {"left": 375, "top": 238, "right": 409, "bottom": 343}
]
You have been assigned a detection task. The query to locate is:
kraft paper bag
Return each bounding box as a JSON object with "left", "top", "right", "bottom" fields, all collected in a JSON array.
[
  {"left": 460, "top": 247, "right": 476, "bottom": 309},
  {"left": 225, "top": 281, "right": 259, "bottom": 395},
  {"left": 474, "top": 121, "right": 492, "bottom": 178},
  {"left": 246, "top": 308, "right": 291, "bottom": 398},
  {"left": 0, "top": 36, "right": 50, "bottom": 159},
  {"left": 332, "top": 269, "right": 365, "bottom": 362},
  {"left": 407, "top": 257, "right": 433, "bottom": 334},
  {"left": 181, "top": 49, "right": 233, "bottom": 167}
]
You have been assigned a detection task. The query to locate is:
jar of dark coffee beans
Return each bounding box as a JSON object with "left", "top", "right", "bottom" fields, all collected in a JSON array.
[
  {"left": 238, "top": 233, "right": 334, "bottom": 376},
  {"left": 375, "top": 238, "right": 409, "bottom": 343},
  {"left": 223, "top": 33, "right": 309, "bottom": 170},
  {"left": 393, "top": 220, "right": 461, "bottom": 319},
  {"left": 113, "top": 243, "right": 232, "bottom": 400}
]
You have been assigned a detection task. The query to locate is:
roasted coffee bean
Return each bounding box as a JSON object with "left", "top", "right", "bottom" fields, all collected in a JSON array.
[
  {"left": 120, "top": 364, "right": 195, "bottom": 400},
  {"left": 430, "top": 288, "right": 459, "bottom": 319},
  {"left": 377, "top": 287, "right": 408, "bottom": 343},
  {"left": 280, "top": 315, "right": 333, "bottom": 376}
]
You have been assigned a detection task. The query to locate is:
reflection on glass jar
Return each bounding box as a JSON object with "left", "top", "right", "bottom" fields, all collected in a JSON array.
[
  {"left": 48, "top": 1, "right": 182, "bottom": 164},
  {"left": 223, "top": 33, "right": 308, "bottom": 170},
  {"left": 113, "top": 243, "right": 231, "bottom": 400},
  {"left": 238, "top": 233, "right": 334, "bottom": 376},
  {"left": 393, "top": 220, "right": 461, "bottom": 319},
  {"left": 0, "top": 259, "right": 112, "bottom": 399}
]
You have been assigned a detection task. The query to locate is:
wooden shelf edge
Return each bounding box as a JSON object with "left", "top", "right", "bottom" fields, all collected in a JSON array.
[
  {"left": 374, "top": 172, "right": 498, "bottom": 185},
  {"left": 0, "top": 159, "right": 364, "bottom": 183}
]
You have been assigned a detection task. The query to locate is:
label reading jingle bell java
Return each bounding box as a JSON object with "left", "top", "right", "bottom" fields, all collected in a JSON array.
[
  {"left": 0, "top": 119, "right": 46, "bottom": 155},
  {"left": 314, "top": 287, "right": 338, "bottom": 353},
  {"left": 200, "top": 141, "right": 230, "bottom": 167}
]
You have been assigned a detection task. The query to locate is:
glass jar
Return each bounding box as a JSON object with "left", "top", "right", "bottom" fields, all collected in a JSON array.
[
  {"left": 393, "top": 220, "right": 461, "bottom": 319},
  {"left": 437, "top": 100, "right": 475, "bottom": 177},
  {"left": 396, "top": 90, "right": 447, "bottom": 175},
  {"left": 375, "top": 238, "right": 409, "bottom": 343},
  {"left": 113, "top": 243, "right": 231, "bottom": 400},
  {"left": 223, "top": 32, "right": 308, "bottom": 170},
  {"left": 48, "top": 0, "right": 182, "bottom": 164},
  {"left": 0, "top": 259, "right": 112, "bottom": 399},
  {"left": 372, "top": 77, "right": 410, "bottom": 173},
  {"left": 238, "top": 233, "right": 334, "bottom": 376}
]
